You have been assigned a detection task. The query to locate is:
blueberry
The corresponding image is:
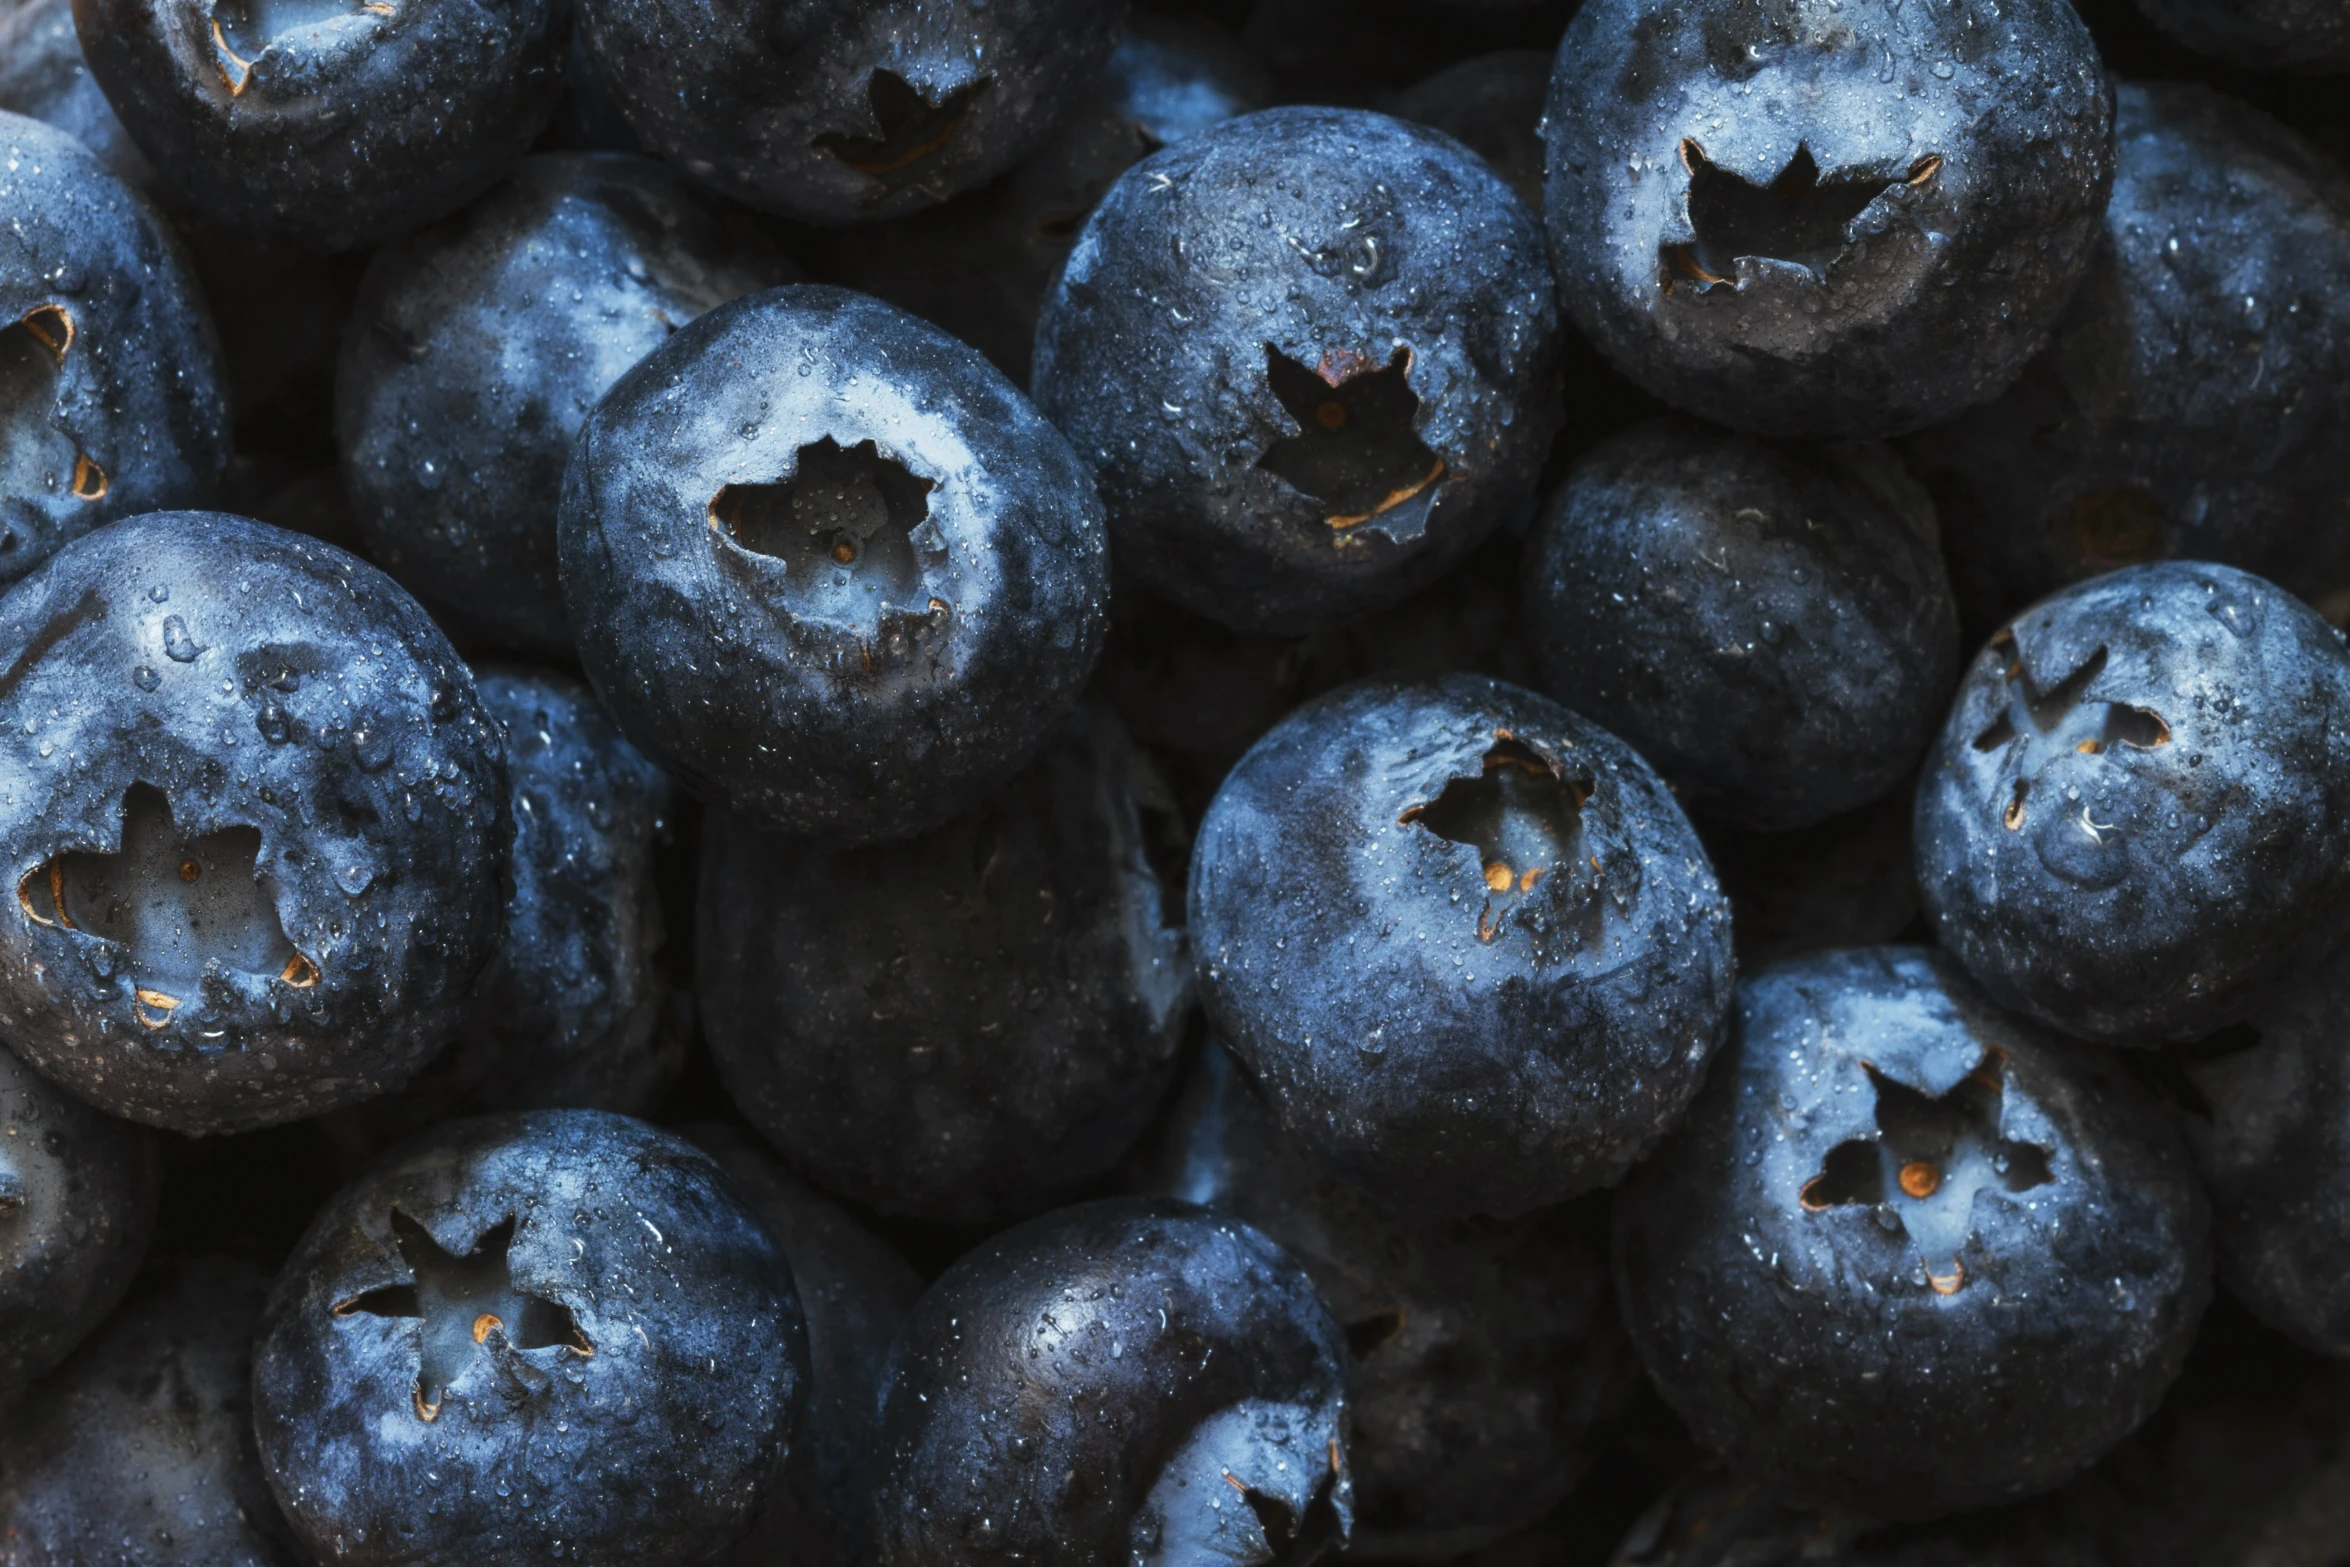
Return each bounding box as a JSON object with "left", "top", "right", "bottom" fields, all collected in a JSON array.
[
  {"left": 0, "top": 511, "right": 510, "bottom": 1134},
  {"left": 699, "top": 705, "right": 1188, "bottom": 1223},
  {"left": 72, "top": 0, "right": 565, "bottom": 252},
  {"left": 578, "top": 0, "right": 1128, "bottom": 224},
  {"left": 828, "top": 11, "right": 1271, "bottom": 385},
  {"left": 1541, "top": 0, "right": 2114, "bottom": 438},
  {"left": 1391, "top": 49, "right": 1552, "bottom": 207},
  {"left": 1915, "top": 561, "right": 2350, "bottom": 1042},
  {"left": 1615, "top": 947, "right": 2210, "bottom": 1520},
  {"left": 2177, "top": 976, "right": 2350, "bottom": 1358},
  {"left": 251, "top": 1109, "right": 806, "bottom": 1567},
  {"left": 1527, "top": 417, "right": 1958, "bottom": 830},
  {"left": 558, "top": 284, "right": 1110, "bottom": 844},
  {"left": 0, "top": 0, "right": 153, "bottom": 188},
  {"left": 340, "top": 153, "right": 799, "bottom": 657},
  {"left": 1033, "top": 106, "right": 1563, "bottom": 632},
  {"left": 2133, "top": 0, "right": 2350, "bottom": 72},
  {"left": 1190, "top": 674, "right": 1734, "bottom": 1217},
  {"left": 687, "top": 1123, "right": 924, "bottom": 1567},
  {"left": 0, "top": 1255, "right": 299, "bottom": 1563},
  {"left": 1127, "top": 1041, "right": 1637, "bottom": 1553},
  {"left": 1903, "top": 84, "right": 2350, "bottom": 634},
  {"left": 0, "top": 112, "right": 228, "bottom": 585},
  {"left": 869, "top": 1196, "right": 1353, "bottom": 1567},
  {"left": 0, "top": 1040, "right": 157, "bottom": 1391},
  {"left": 322, "top": 667, "right": 681, "bottom": 1161}
]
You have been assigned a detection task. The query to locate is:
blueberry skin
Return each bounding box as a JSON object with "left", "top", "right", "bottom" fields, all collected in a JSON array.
[
  {"left": 0, "top": 1255, "right": 300, "bottom": 1564},
  {"left": 0, "top": 1040, "right": 157, "bottom": 1391},
  {"left": 252, "top": 1109, "right": 806, "bottom": 1567},
  {"left": 699, "top": 706, "right": 1189, "bottom": 1224},
  {"left": 1391, "top": 49, "right": 1551, "bottom": 208},
  {"left": 1128, "top": 1041, "right": 1637, "bottom": 1553},
  {"left": 1190, "top": 674, "right": 1735, "bottom": 1218},
  {"left": 72, "top": 0, "right": 564, "bottom": 253},
  {"left": 2180, "top": 973, "right": 2350, "bottom": 1359},
  {"left": 1904, "top": 85, "right": 2350, "bottom": 634},
  {"left": 0, "top": 0, "right": 153, "bottom": 188},
  {"left": 1528, "top": 417, "right": 1957, "bottom": 830},
  {"left": 578, "top": 0, "right": 1126, "bottom": 225},
  {"left": 870, "top": 1196, "right": 1355, "bottom": 1567},
  {"left": 1541, "top": 0, "right": 2113, "bottom": 440},
  {"left": 322, "top": 667, "right": 679, "bottom": 1159},
  {"left": 2134, "top": 0, "right": 2350, "bottom": 72},
  {"left": 0, "top": 511, "right": 511, "bottom": 1134},
  {"left": 339, "top": 154, "right": 798, "bottom": 657},
  {"left": 1616, "top": 947, "right": 2211, "bottom": 1520},
  {"left": 828, "top": 12, "right": 1272, "bottom": 385},
  {"left": 688, "top": 1124, "right": 924, "bottom": 1567},
  {"left": 0, "top": 112, "right": 228, "bottom": 586},
  {"left": 559, "top": 284, "right": 1111, "bottom": 844},
  {"left": 1915, "top": 561, "right": 2350, "bottom": 1043},
  {"left": 1033, "top": 106, "right": 1563, "bottom": 633}
]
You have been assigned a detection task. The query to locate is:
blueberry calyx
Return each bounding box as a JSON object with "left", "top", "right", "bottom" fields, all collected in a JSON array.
[
  {"left": 1257, "top": 343, "right": 1445, "bottom": 539},
  {"left": 1398, "top": 730, "right": 1592, "bottom": 944},
  {"left": 17, "top": 782, "right": 317, "bottom": 1032},
  {"left": 1, "top": 304, "right": 104, "bottom": 510},
  {"left": 331, "top": 1209, "right": 592, "bottom": 1423},
  {"left": 1969, "top": 634, "right": 2172, "bottom": 837},
  {"left": 1799, "top": 1048, "right": 2054, "bottom": 1296},
  {"left": 814, "top": 68, "right": 993, "bottom": 192},
  {"left": 1660, "top": 140, "right": 1944, "bottom": 294}
]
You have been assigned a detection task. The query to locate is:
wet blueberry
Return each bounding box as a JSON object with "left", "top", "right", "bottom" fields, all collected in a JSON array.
[
  {"left": 2178, "top": 973, "right": 2350, "bottom": 1360},
  {"left": 1915, "top": 561, "right": 2350, "bottom": 1043},
  {"left": 870, "top": 1196, "right": 1354, "bottom": 1567},
  {"left": 0, "top": 511, "right": 510, "bottom": 1134},
  {"left": 1033, "top": 106, "right": 1563, "bottom": 632},
  {"left": 322, "top": 667, "right": 681, "bottom": 1161},
  {"left": 1190, "top": 674, "right": 1735, "bottom": 1218},
  {"left": 0, "top": 111, "right": 228, "bottom": 586},
  {"left": 1128, "top": 1041, "right": 1638, "bottom": 1556},
  {"left": 251, "top": 1109, "right": 807, "bottom": 1567},
  {"left": 1391, "top": 49, "right": 1551, "bottom": 208},
  {"left": 578, "top": 0, "right": 1127, "bottom": 224},
  {"left": 558, "top": 284, "right": 1110, "bottom": 845},
  {"left": 339, "top": 153, "right": 798, "bottom": 656},
  {"left": 688, "top": 1123, "right": 925, "bottom": 1567},
  {"left": 699, "top": 705, "right": 1188, "bottom": 1224},
  {"left": 1615, "top": 947, "right": 2211, "bottom": 1519},
  {"left": 1541, "top": 0, "right": 2114, "bottom": 438},
  {"left": 1904, "top": 84, "right": 2350, "bottom": 635},
  {"left": 0, "top": 1255, "right": 300, "bottom": 1563},
  {"left": 0, "top": 1039, "right": 157, "bottom": 1391},
  {"left": 73, "top": 0, "right": 565, "bottom": 252},
  {"left": 0, "top": 0, "right": 154, "bottom": 188},
  {"left": 1527, "top": 416, "right": 1958, "bottom": 830},
  {"left": 828, "top": 11, "right": 1271, "bottom": 385}
]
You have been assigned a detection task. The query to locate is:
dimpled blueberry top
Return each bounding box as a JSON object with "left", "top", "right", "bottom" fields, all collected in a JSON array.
[
  {"left": 1189, "top": 673, "right": 1735, "bottom": 1218},
  {"left": 1916, "top": 560, "right": 2350, "bottom": 1042},
  {"left": 1616, "top": 947, "right": 2211, "bottom": 1520},
  {"left": 558, "top": 284, "right": 1110, "bottom": 846},
  {"left": 579, "top": 0, "right": 1127, "bottom": 225},
  {"left": 251, "top": 1109, "right": 805, "bottom": 1567},
  {"left": 1033, "top": 105, "right": 1562, "bottom": 632},
  {"left": 73, "top": 0, "right": 565, "bottom": 251},
  {"left": 0, "top": 111, "right": 227, "bottom": 586},
  {"left": 1542, "top": 0, "right": 2114, "bottom": 439},
  {"left": 0, "top": 511, "right": 510, "bottom": 1134}
]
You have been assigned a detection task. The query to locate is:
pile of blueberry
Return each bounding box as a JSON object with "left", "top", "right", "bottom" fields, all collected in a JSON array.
[{"left": 1, "top": 0, "right": 2348, "bottom": 1561}]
